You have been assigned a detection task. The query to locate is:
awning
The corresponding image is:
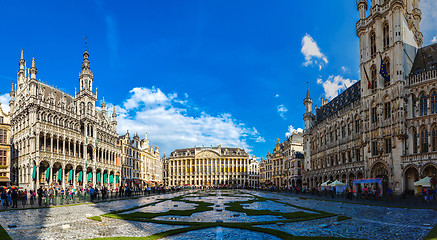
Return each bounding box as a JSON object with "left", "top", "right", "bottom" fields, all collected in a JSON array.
[
  {"left": 116, "top": 175, "right": 120, "bottom": 183},
  {"left": 103, "top": 173, "right": 107, "bottom": 183},
  {"left": 110, "top": 174, "right": 114, "bottom": 184},
  {"left": 97, "top": 172, "right": 101, "bottom": 183},
  {"left": 68, "top": 169, "right": 73, "bottom": 181},
  {"left": 58, "top": 168, "right": 62, "bottom": 181},
  {"left": 78, "top": 171, "right": 83, "bottom": 182},
  {"left": 32, "top": 166, "right": 36, "bottom": 180},
  {"left": 45, "top": 167, "right": 50, "bottom": 181},
  {"left": 88, "top": 172, "right": 92, "bottom": 182}
]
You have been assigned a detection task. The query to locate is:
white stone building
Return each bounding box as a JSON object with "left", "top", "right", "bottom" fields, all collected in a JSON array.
[{"left": 10, "top": 50, "right": 122, "bottom": 190}]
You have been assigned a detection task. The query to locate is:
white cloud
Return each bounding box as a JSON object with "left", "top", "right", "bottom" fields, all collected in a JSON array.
[
  {"left": 285, "top": 125, "right": 303, "bottom": 138},
  {"left": 275, "top": 94, "right": 279, "bottom": 98},
  {"left": 112, "top": 87, "right": 263, "bottom": 155},
  {"left": 0, "top": 93, "right": 10, "bottom": 114},
  {"left": 432, "top": 36, "right": 437, "bottom": 43},
  {"left": 317, "top": 75, "right": 358, "bottom": 100},
  {"left": 277, "top": 104, "right": 288, "bottom": 119},
  {"left": 341, "top": 66, "right": 348, "bottom": 73},
  {"left": 420, "top": 0, "right": 437, "bottom": 42},
  {"left": 301, "top": 34, "right": 328, "bottom": 69}
]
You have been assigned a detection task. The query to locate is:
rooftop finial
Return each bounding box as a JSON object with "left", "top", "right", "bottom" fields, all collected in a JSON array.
[
  {"left": 31, "top": 56, "right": 35, "bottom": 68},
  {"left": 20, "top": 49, "right": 24, "bottom": 60}
]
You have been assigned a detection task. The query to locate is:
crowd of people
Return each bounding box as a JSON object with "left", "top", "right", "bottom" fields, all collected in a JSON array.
[{"left": 0, "top": 185, "right": 180, "bottom": 209}]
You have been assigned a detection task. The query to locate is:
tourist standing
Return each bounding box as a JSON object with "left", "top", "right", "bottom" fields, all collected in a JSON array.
[
  {"left": 11, "top": 189, "right": 18, "bottom": 208},
  {"left": 37, "top": 186, "right": 43, "bottom": 206}
]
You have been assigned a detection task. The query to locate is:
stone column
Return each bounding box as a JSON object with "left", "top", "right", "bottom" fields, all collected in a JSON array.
[
  {"left": 92, "top": 169, "right": 96, "bottom": 187},
  {"left": 36, "top": 165, "right": 40, "bottom": 190},
  {"left": 73, "top": 168, "right": 76, "bottom": 188},
  {"left": 49, "top": 163, "right": 53, "bottom": 186},
  {"left": 44, "top": 133, "right": 47, "bottom": 152},
  {"left": 62, "top": 165, "right": 65, "bottom": 189}
]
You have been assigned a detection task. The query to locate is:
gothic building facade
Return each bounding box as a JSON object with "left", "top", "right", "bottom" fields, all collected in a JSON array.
[
  {"left": 303, "top": 0, "right": 437, "bottom": 194},
  {"left": 260, "top": 133, "right": 304, "bottom": 188},
  {"left": 10, "top": 50, "right": 122, "bottom": 190}
]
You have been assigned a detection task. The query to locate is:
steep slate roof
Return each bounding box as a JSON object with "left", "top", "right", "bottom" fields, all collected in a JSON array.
[
  {"left": 315, "top": 80, "right": 361, "bottom": 124},
  {"left": 410, "top": 43, "right": 437, "bottom": 76}
]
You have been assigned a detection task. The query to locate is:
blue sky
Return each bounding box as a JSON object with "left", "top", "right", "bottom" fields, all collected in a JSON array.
[{"left": 0, "top": 1, "right": 436, "bottom": 158}]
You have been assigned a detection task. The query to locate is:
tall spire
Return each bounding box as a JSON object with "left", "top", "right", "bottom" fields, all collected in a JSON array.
[
  {"left": 112, "top": 106, "right": 117, "bottom": 118},
  {"left": 30, "top": 56, "right": 37, "bottom": 80},
  {"left": 20, "top": 49, "right": 24, "bottom": 60},
  {"left": 79, "top": 48, "right": 93, "bottom": 92},
  {"left": 306, "top": 88, "right": 310, "bottom": 99},
  {"left": 101, "top": 96, "right": 106, "bottom": 112}
]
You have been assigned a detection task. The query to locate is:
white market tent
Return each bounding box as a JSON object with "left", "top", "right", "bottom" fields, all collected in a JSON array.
[
  {"left": 320, "top": 181, "right": 331, "bottom": 186},
  {"left": 414, "top": 177, "right": 431, "bottom": 187},
  {"left": 414, "top": 177, "right": 432, "bottom": 195},
  {"left": 329, "top": 180, "right": 346, "bottom": 193},
  {"left": 320, "top": 180, "right": 332, "bottom": 191}
]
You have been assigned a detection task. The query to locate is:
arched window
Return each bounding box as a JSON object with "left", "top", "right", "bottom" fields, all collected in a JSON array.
[
  {"left": 431, "top": 91, "right": 437, "bottom": 114},
  {"left": 432, "top": 128, "right": 437, "bottom": 152},
  {"left": 383, "top": 22, "right": 390, "bottom": 49},
  {"left": 420, "top": 93, "right": 428, "bottom": 116},
  {"left": 371, "top": 65, "right": 377, "bottom": 90},
  {"left": 370, "top": 31, "right": 376, "bottom": 58},
  {"left": 383, "top": 57, "right": 391, "bottom": 87},
  {"left": 421, "top": 129, "right": 429, "bottom": 153}
]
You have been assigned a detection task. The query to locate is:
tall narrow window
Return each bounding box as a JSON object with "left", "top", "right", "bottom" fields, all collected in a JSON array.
[
  {"left": 383, "top": 58, "right": 391, "bottom": 87},
  {"left": 385, "top": 138, "right": 392, "bottom": 153},
  {"left": 383, "top": 22, "right": 390, "bottom": 50},
  {"left": 371, "top": 65, "right": 377, "bottom": 90},
  {"left": 431, "top": 91, "right": 437, "bottom": 114},
  {"left": 420, "top": 93, "right": 428, "bottom": 116},
  {"left": 421, "top": 129, "right": 429, "bottom": 153},
  {"left": 370, "top": 31, "right": 376, "bottom": 58},
  {"left": 372, "top": 107, "right": 378, "bottom": 124},
  {"left": 433, "top": 128, "right": 437, "bottom": 152},
  {"left": 413, "top": 97, "right": 417, "bottom": 117},
  {"left": 413, "top": 130, "right": 418, "bottom": 153},
  {"left": 384, "top": 102, "right": 391, "bottom": 119}
]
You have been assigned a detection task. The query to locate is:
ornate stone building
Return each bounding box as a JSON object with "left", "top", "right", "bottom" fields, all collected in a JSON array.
[
  {"left": 118, "top": 131, "right": 162, "bottom": 188},
  {"left": 10, "top": 50, "right": 122, "bottom": 190},
  {"left": 0, "top": 106, "right": 11, "bottom": 186},
  {"left": 260, "top": 133, "right": 303, "bottom": 187},
  {"left": 166, "top": 146, "right": 251, "bottom": 187},
  {"left": 303, "top": 0, "right": 437, "bottom": 194},
  {"left": 248, "top": 157, "right": 260, "bottom": 187}
]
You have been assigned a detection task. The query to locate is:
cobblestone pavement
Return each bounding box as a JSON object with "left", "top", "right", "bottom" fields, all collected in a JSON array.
[
  {"left": 0, "top": 190, "right": 435, "bottom": 239},
  {"left": 160, "top": 226, "right": 282, "bottom": 240},
  {"left": 0, "top": 191, "right": 190, "bottom": 240},
  {"left": 247, "top": 191, "right": 437, "bottom": 240}
]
